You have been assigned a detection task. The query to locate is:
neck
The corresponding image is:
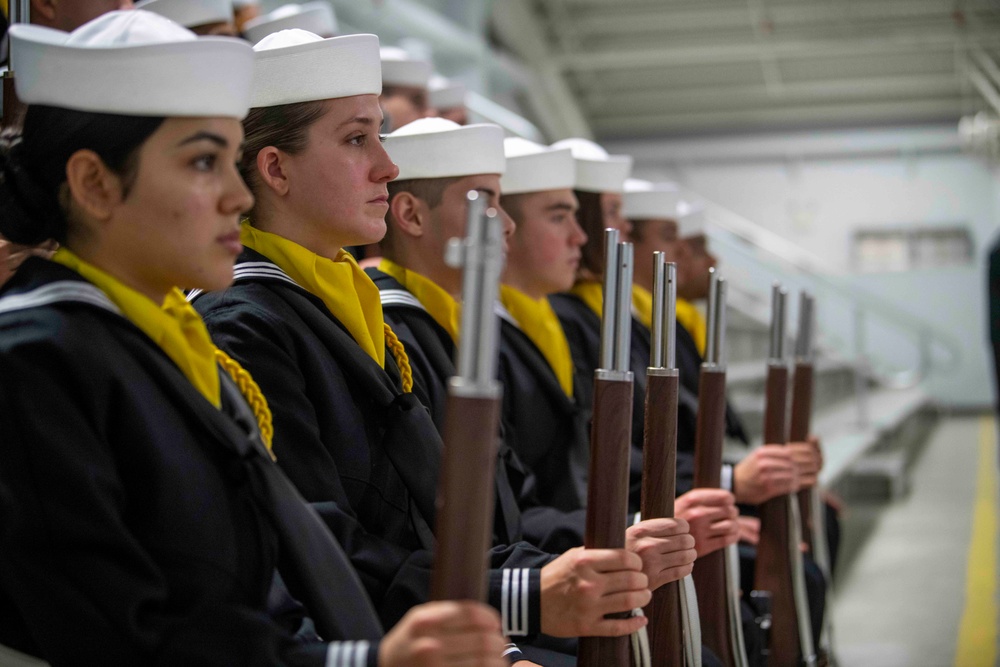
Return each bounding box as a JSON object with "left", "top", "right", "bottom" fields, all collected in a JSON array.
[
  {"left": 502, "top": 269, "right": 547, "bottom": 301},
  {"left": 250, "top": 202, "right": 343, "bottom": 261},
  {"left": 385, "top": 247, "right": 459, "bottom": 299},
  {"left": 65, "top": 237, "right": 167, "bottom": 304}
]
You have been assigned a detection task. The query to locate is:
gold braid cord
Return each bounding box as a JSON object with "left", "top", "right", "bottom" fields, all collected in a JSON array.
[
  {"left": 383, "top": 323, "right": 413, "bottom": 393},
  {"left": 215, "top": 348, "right": 276, "bottom": 459}
]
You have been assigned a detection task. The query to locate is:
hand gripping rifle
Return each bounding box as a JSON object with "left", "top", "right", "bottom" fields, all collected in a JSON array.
[
  {"left": 1, "top": 0, "right": 28, "bottom": 128},
  {"left": 578, "top": 229, "right": 636, "bottom": 667},
  {"left": 430, "top": 191, "right": 504, "bottom": 603},
  {"left": 690, "top": 270, "right": 749, "bottom": 667},
  {"left": 640, "top": 254, "right": 702, "bottom": 667},
  {"left": 789, "top": 293, "right": 836, "bottom": 666},
  {"left": 753, "top": 285, "right": 817, "bottom": 667}
]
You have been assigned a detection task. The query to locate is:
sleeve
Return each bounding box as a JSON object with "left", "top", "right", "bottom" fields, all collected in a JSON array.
[
  {"left": 0, "top": 347, "right": 329, "bottom": 667},
  {"left": 201, "top": 300, "right": 442, "bottom": 628}
]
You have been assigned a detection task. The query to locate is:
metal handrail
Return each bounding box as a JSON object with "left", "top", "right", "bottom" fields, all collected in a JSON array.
[{"left": 683, "top": 187, "right": 963, "bottom": 390}]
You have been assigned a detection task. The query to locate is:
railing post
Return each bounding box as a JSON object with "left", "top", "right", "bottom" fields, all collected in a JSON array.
[{"left": 853, "top": 303, "right": 870, "bottom": 428}]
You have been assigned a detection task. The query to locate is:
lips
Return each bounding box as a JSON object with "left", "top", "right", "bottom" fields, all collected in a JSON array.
[
  {"left": 368, "top": 194, "right": 389, "bottom": 205},
  {"left": 217, "top": 230, "right": 242, "bottom": 255}
]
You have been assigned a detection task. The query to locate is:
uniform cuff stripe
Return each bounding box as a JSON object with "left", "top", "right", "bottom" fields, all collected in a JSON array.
[
  {"left": 326, "top": 640, "right": 370, "bottom": 667},
  {"left": 501, "top": 568, "right": 531, "bottom": 636}
]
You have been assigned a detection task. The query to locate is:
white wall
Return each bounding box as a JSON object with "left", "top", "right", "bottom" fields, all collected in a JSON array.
[{"left": 606, "top": 125, "right": 999, "bottom": 408}]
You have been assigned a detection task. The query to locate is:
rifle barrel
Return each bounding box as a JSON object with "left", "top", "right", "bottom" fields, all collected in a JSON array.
[
  {"left": 579, "top": 236, "right": 635, "bottom": 667},
  {"left": 430, "top": 193, "right": 504, "bottom": 603}
]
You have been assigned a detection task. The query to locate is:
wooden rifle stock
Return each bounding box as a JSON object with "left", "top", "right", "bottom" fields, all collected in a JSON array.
[
  {"left": 691, "top": 269, "right": 746, "bottom": 667},
  {"left": 430, "top": 192, "right": 503, "bottom": 603},
  {"left": 579, "top": 230, "right": 634, "bottom": 667},
  {"left": 789, "top": 360, "right": 815, "bottom": 552},
  {"left": 640, "top": 255, "right": 684, "bottom": 667},
  {"left": 754, "top": 285, "right": 817, "bottom": 667}
]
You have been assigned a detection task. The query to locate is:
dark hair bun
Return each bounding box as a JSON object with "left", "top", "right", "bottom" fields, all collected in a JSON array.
[{"left": 0, "top": 133, "right": 63, "bottom": 245}]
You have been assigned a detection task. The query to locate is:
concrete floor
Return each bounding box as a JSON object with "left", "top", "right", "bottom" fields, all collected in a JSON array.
[{"left": 831, "top": 414, "right": 996, "bottom": 667}]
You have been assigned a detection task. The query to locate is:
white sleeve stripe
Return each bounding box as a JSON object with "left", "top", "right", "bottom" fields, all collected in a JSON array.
[
  {"left": 521, "top": 569, "right": 531, "bottom": 634},
  {"left": 502, "top": 643, "right": 523, "bottom": 657},
  {"left": 501, "top": 568, "right": 529, "bottom": 636},
  {"left": 326, "top": 641, "right": 370, "bottom": 667}
]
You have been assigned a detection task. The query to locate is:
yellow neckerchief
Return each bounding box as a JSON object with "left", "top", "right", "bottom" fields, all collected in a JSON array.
[
  {"left": 378, "top": 258, "right": 461, "bottom": 344},
  {"left": 632, "top": 284, "right": 654, "bottom": 330},
  {"left": 499, "top": 284, "right": 574, "bottom": 398},
  {"left": 242, "top": 223, "right": 385, "bottom": 367},
  {"left": 0, "top": 0, "right": 8, "bottom": 20},
  {"left": 569, "top": 280, "right": 604, "bottom": 319},
  {"left": 51, "top": 248, "right": 222, "bottom": 408},
  {"left": 676, "top": 298, "right": 707, "bottom": 356}
]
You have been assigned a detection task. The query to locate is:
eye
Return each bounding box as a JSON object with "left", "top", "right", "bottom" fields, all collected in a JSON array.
[
  {"left": 378, "top": 134, "right": 387, "bottom": 144},
  {"left": 193, "top": 154, "right": 217, "bottom": 171},
  {"left": 348, "top": 133, "right": 366, "bottom": 146}
]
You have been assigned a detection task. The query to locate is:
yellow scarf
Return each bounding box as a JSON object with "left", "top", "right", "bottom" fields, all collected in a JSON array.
[
  {"left": 676, "top": 298, "right": 707, "bottom": 356},
  {"left": 632, "top": 285, "right": 707, "bottom": 356},
  {"left": 51, "top": 248, "right": 222, "bottom": 408},
  {"left": 631, "top": 284, "right": 654, "bottom": 330},
  {"left": 242, "top": 223, "right": 385, "bottom": 367},
  {"left": 500, "top": 285, "right": 574, "bottom": 398},
  {"left": 378, "top": 258, "right": 461, "bottom": 344},
  {"left": 569, "top": 280, "right": 604, "bottom": 320}
]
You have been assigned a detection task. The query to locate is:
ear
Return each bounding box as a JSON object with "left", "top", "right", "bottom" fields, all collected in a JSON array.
[
  {"left": 29, "top": 0, "right": 57, "bottom": 23},
  {"left": 388, "top": 191, "right": 429, "bottom": 239},
  {"left": 256, "top": 146, "right": 290, "bottom": 197},
  {"left": 64, "top": 149, "right": 125, "bottom": 225}
]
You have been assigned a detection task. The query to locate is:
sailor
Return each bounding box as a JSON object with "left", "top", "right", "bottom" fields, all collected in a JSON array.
[
  {"left": 379, "top": 45, "right": 433, "bottom": 132},
  {"left": 0, "top": 11, "right": 508, "bottom": 666},
  {"left": 242, "top": 1, "right": 337, "bottom": 43},
  {"left": 191, "top": 33, "right": 660, "bottom": 665},
  {"left": 372, "top": 119, "right": 697, "bottom": 579},
  {"left": 135, "top": 0, "right": 237, "bottom": 36},
  {"left": 429, "top": 74, "right": 468, "bottom": 126}
]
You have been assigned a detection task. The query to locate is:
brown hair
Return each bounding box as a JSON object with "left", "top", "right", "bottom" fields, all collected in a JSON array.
[
  {"left": 240, "top": 99, "right": 328, "bottom": 220},
  {"left": 574, "top": 189, "right": 606, "bottom": 276},
  {"left": 382, "top": 176, "right": 461, "bottom": 256}
]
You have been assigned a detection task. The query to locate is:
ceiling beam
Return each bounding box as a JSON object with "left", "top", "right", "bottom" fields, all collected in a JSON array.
[
  {"left": 554, "top": 30, "right": 989, "bottom": 70},
  {"left": 592, "top": 98, "right": 968, "bottom": 136},
  {"left": 583, "top": 75, "right": 962, "bottom": 114}
]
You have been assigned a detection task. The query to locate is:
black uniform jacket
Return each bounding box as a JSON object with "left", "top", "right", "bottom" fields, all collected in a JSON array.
[
  {"left": 0, "top": 259, "right": 378, "bottom": 667},
  {"left": 550, "top": 292, "right": 701, "bottom": 505},
  {"left": 371, "top": 269, "right": 588, "bottom": 555},
  {"left": 194, "top": 250, "right": 552, "bottom": 634}
]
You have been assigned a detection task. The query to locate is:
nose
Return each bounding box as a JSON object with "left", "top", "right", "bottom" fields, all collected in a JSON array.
[
  {"left": 572, "top": 219, "right": 587, "bottom": 246},
  {"left": 496, "top": 204, "right": 516, "bottom": 239},
  {"left": 373, "top": 143, "right": 400, "bottom": 183},
  {"left": 225, "top": 165, "right": 255, "bottom": 216}
]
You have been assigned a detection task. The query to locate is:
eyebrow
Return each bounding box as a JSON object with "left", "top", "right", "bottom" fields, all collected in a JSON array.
[
  {"left": 338, "top": 116, "right": 380, "bottom": 129},
  {"left": 545, "top": 203, "right": 577, "bottom": 213},
  {"left": 177, "top": 131, "right": 229, "bottom": 148},
  {"left": 474, "top": 187, "right": 498, "bottom": 198}
]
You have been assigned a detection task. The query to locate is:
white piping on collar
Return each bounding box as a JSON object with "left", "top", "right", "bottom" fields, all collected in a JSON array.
[{"left": 0, "top": 281, "right": 120, "bottom": 316}]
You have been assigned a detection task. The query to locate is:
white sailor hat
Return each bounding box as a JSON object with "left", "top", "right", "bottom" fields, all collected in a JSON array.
[
  {"left": 428, "top": 74, "right": 466, "bottom": 110},
  {"left": 250, "top": 30, "right": 381, "bottom": 108},
  {"left": 9, "top": 10, "right": 254, "bottom": 118},
  {"left": 380, "top": 46, "right": 432, "bottom": 89},
  {"left": 622, "top": 178, "right": 682, "bottom": 220},
  {"left": 677, "top": 199, "right": 708, "bottom": 238},
  {"left": 134, "top": 0, "right": 233, "bottom": 29},
  {"left": 550, "top": 137, "right": 632, "bottom": 194},
  {"left": 233, "top": 0, "right": 258, "bottom": 7},
  {"left": 500, "top": 137, "right": 575, "bottom": 195},
  {"left": 243, "top": 2, "right": 337, "bottom": 43},
  {"left": 385, "top": 117, "right": 505, "bottom": 181}
]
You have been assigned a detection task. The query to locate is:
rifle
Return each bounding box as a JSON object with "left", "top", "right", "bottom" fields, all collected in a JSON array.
[
  {"left": 1, "top": 0, "right": 27, "bottom": 128},
  {"left": 753, "top": 285, "right": 817, "bottom": 667},
  {"left": 691, "top": 269, "right": 749, "bottom": 667},
  {"left": 789, "top": 293, "right": 836, "bottom": 666},
  {"left": 430, "top": 191, "right": 504, "bottom": 603},
  {"left": 578, "top": 228, "right": 635, "bottom": 667},
  {"left": 640, "top": 254, "right": 701, "bottom": 667}
]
